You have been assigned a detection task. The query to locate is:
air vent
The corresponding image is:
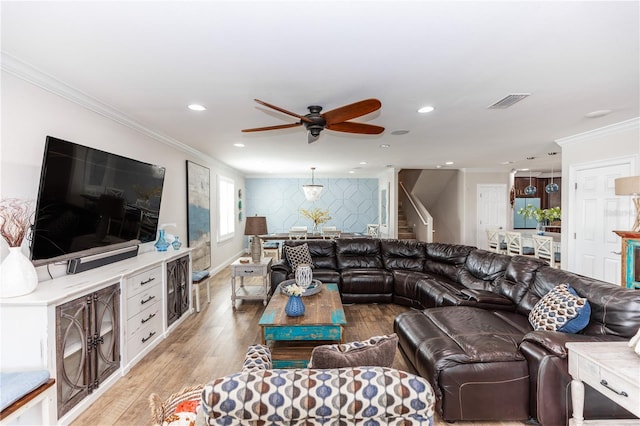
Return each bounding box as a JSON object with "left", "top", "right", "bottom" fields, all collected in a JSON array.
[{"left": 487, "top": 93, "right": 531, "bottom": 109}]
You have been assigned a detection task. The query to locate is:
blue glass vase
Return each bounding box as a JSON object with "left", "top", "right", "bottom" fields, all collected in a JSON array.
[
  {"left": 154, "top": 229, "right": 169, "bottom": 252},
  {"left": 172, "top": 236, "right": 182, "bottom": 250},
  {"left": 284, "top": 295, "right": 305, "bottom": 317}
]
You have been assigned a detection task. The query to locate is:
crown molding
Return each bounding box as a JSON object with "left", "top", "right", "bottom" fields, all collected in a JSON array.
[
  {"left": 555, "top": 117, "right": 640, "bottom": 146},
  {"left": 1, "top": 52, "right": 232, "bottom": 171}
]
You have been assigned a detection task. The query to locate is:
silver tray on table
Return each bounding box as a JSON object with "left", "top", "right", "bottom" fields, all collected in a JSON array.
[{"left": 279, "top": 279, "right": 322, "bottom": 296}]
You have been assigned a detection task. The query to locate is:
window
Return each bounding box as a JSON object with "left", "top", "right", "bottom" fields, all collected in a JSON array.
[{"left": 218, "top": 176, "right": 235, "bottom": 241}]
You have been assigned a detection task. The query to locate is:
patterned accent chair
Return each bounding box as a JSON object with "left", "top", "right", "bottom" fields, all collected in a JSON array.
[{"left": 200, "top": 344, "right": 435, "bottom": 425}]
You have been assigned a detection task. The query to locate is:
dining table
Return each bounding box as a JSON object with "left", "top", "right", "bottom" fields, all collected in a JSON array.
[{"left": 259, "top": 232, "right": 367, "bottom": 241}]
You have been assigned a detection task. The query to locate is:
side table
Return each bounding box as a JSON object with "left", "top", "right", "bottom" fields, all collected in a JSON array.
[
  {"left": 567, "top": 341, "right": 640, "bottom": 425},
  {"left": 230, "top": 257, "right": 272, "bottom": 310}
]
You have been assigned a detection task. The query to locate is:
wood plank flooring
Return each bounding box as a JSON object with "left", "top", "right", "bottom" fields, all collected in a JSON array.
[{"left": 71, "top": 267, "right": 526, "bottom": 426}]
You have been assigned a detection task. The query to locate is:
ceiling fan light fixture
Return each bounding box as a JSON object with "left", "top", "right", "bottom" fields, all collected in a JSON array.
[{"left": 302, "top": 167, "right": 323, "bottom": 201}]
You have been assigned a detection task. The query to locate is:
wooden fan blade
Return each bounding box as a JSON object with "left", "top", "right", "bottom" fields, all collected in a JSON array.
[
  {"left": 326, "top": 122, "right": 385, "bottom": 135},
  {"left": 242, "top": 123, "right": 302, "bottom": 132},
  {"left": 322, "top": 99, "right": 382, "bottom": 125},
  {"left": 253, "top": 99, "right": 313, "bottom": 123}
]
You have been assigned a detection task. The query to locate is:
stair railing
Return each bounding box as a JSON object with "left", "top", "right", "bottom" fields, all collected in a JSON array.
[{"left": 399, "top": 181, "right": 433, "bottom": 243}]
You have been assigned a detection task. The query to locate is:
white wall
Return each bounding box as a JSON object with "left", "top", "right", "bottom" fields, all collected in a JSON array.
[{"left": 1, "top": 71, "right": 245, "bottom": 277}]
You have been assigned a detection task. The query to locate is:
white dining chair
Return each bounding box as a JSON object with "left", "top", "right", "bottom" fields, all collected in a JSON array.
[
  {"left": 486, "top": 229, "right": 506, "bottom": 254},
  {"left": 532, "top": 235, "right": 560, "bottom": 268},
  {"left": 321, "top": 226, "right": 341, "bottom": 240},
  {"left": 366, "top": 224, "right": 380, "bottom": 237},
  {"left": 505, "top": 231, "right": 535, "bottom": 256},
  {"left": 289, "top": 226, "right": 308, "bottom": 240}
]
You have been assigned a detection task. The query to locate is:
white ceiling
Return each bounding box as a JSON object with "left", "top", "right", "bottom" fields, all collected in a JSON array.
[{"left": 2, "top": 1, "right": 638, "bottom": 178}]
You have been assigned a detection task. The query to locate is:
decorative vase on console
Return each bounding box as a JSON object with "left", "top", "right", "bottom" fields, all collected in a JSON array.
[
  {"left": 171, "top": 236, "right": 182, "bottom": 250},
  {"left": 154, "top": 228, "right": 170, "bottom": 252},
  {"left": 0, "top": 198, "right": 38, "bottom": 298}
]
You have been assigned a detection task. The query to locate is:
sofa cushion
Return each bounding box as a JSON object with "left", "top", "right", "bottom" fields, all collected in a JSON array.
[
  {"left": 309, "top": 334, "right": 398, "bottom": 368},
  {"left": 458, "top": 249, "right": 511, "bottom": 290},
  {"left": 381, "top": 239, "right": 425, "bottom": 271},
  {"left": 423, "top": 243, "right": 473, "bottom": 280},
  {"left": 528, "top": 283, "right": 591, "bottom": 333},
  {"left": 284, "top": 243, "right": 313, "bottom": 271},
  {"left": 336, "top": 238, "right": 384, "bottom": 269}
]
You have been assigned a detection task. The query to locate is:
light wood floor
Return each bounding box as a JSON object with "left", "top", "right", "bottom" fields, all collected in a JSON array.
[{"left": 71, "top": 267, "right": 526, "bottom": 426}]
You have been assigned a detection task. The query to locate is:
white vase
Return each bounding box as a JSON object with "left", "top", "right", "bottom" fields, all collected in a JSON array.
[
  {"left": 0, "top": 247, "right": 38, "bottom": 298},
  {"left": 295, "top": 263, "right": 313, "bottom": 290}
]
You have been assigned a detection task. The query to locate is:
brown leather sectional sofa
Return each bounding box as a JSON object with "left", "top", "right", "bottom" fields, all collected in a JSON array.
[{"left": 270, "top": 238, "right": 640, "bottom": 425}]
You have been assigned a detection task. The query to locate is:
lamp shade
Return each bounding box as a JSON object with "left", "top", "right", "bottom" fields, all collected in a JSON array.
[
  {"left": 302, "top": 185, "right": 323, "bottom": 201},
  {"left": 615, "top": 176, "right": 640, "bottom": 196},
  {"left": 302, "top": 167, "right": 323, "bottom": 201},
  {"left": 244, "top": 216, "right": 267, "bottom": 236}
]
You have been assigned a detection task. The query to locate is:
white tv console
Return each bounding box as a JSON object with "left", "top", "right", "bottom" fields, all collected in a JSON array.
[{"left": 0, "top": 248, "right": 192, "bottom": 425}]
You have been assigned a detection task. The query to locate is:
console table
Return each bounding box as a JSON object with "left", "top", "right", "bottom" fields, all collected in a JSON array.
[
  {"left": 567, "top": 341, "right": 640, "bottom": 425},
  {"left": 0, "top": 249, "right": 191, "bottom": 425}
]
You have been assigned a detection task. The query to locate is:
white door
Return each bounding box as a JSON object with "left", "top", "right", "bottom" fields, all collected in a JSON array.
[
  {"left": 572, "top": 161, "right": 633, "bottom": 284},
  {"left": 477, "top": 184, "right": 508, "bottom": 249}
]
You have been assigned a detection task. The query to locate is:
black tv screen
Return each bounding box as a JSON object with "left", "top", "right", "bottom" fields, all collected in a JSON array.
[{"left": 31, "top": 136, "right": 166, "bottom": 262}]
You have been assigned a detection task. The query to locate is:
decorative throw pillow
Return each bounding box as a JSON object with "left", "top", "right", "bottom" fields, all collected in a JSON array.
[
  {"left": 529, "top": 283, "right": 591, "bottom": 333},
  {"left": 309, "top": 334, "right": 398, "bottom": 368},
  {"left": 284, "top": 243, "right": 314, "bottom": 271}
]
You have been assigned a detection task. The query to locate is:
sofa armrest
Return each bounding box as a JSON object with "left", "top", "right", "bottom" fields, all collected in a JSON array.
[
  {"left": 271, "top": 259, "right": 291, "bottom": 274},
  {"left": 520, "top": 331, "right": 625, "bottom": 358},
  {"left": 460, "top": 289, "right": 513, "bottom": 305},
  {"left": 242, "top": 344, "right": 272, "bottom": 372}
]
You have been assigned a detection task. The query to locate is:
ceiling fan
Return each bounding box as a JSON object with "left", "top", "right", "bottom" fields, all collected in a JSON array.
[{"left": 242, "top": 98, "right": 385, "bottom": 143}]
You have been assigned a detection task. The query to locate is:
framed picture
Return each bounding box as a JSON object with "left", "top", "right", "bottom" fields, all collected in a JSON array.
[{"left": 186, "top": 161, "right": 211, "bottom": 271}]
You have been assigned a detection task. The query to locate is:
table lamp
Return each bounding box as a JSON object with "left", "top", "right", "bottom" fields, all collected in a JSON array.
[
  {"left": 615, "top": 176, "right": 640, "bottom": 232},
  {"left": 244, "top": 216, "right": 267, "bottom": 263}
]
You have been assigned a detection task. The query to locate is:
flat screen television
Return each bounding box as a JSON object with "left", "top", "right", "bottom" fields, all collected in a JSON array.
[{"left": 31, "top": 136, "right": 166, "bottom": 264}]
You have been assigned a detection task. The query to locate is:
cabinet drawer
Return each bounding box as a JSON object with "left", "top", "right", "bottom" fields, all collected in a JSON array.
[
  {"left": 126, "top": 300, "right": 161, "bottom": 339},
  {"left": 234, "top": 265, "right": 265, "bottom": 276},
  {"left": 126, "top": 266, "right": 163, "bottom": 297},
  {"left": 126, "top": 313, "right": 163, "bottom": 361},
  {"left": 126, "top": 282, "right": 163, "bottom": 318}
]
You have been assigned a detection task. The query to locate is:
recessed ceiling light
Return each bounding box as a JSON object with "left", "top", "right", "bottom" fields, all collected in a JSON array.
[
  {"left": 379, "top": 144, "right": 390, "bottom": 148},
  {"left": 445, "top": 161, "right": 454, "bottom": 165},
  {"left": 391, "top": 129, "right": 410, "bottom": 135},
  {"left": 188, "top": 104, "right": 207, "bottom": 111},
  {"left": 348, "top": 170, "right": 355, "bottom": 174},
  {"left": 418, "top": 106, "right": 435, "bottom": 114},
  {"left": 436, "top": 165, "right": 442, "bottom": 169},
  {"left": 585, "top": 109, "right": 612, "bottom": 118},
  {"left": 500, "top": 161, "right": 514, "bottom": 165},
  {"left": 233, "top": 143, "right": 245, "bottom": 148},
  {"left": 359, "top": 161, "right": 367, "bottom": 165}
]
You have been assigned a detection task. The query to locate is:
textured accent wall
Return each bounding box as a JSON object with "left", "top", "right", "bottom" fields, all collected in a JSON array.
[{"left": 245, "top": 178, "right": 379, "bottom": 234}]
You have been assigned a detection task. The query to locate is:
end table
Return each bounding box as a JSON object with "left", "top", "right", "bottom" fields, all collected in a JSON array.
[{"left": 230, "top": 257, "right": 272, "bottom": 310}]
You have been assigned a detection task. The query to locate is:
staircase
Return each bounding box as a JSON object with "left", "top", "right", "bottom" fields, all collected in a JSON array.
[{"left": 397, "top": 210, "right": 416, "bottom": 240}]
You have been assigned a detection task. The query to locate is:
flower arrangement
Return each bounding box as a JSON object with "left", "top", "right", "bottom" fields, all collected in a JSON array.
[
  {"left": 283, "top": 283, "right": 304, "bottom": 297},
  {"left": 518, "top": 204, "right": 562, "bottom": 223},
  {"left": 299, "top": 207, "right": 331, "bottom": 230},
  {"left": 0, "top": 198, "right": 34, "bottom": 247}
]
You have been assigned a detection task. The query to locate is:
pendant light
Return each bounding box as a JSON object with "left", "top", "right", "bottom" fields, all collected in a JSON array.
[
  {"left": 302, "top": 167, "right": 323, "bottom": 201},
  {"left": 545, "top": 167, "right": 559, "bottom": 193},
  {"left": 524, "top": 170, "right": 537, "bottom": 195}
]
